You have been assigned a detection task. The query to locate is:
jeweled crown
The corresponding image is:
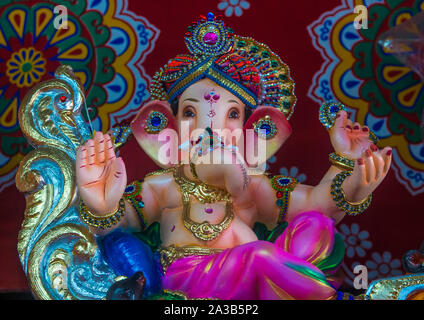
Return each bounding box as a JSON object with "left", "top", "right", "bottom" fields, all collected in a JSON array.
[
  {"left": 184, "top": 12, "right": 234, "bottom": 56},
  {"left": 150, "top": 12, "right": 297, "bottom": 119}
]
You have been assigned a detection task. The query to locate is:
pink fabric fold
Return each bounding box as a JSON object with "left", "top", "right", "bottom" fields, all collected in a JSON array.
[{"left": 162, "top": 211, "right": 339, "bottom": 300}]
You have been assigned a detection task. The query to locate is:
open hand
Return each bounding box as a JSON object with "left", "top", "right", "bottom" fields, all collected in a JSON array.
[
  {"left": 329, "top": 110, "right": 373, "bottom": 159},
  {"left": 329, "top": 110, "right": 393, "bottom": 202},
  {"left": 76, "top": 131, "right": 127, "bottom": 215},
  {"left": 343, "top": 144, "right": 392, "bottom": 202}
]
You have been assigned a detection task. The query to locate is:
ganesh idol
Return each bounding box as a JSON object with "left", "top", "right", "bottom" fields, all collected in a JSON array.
[{"left": 75, "top": 13, "right": 392, "bottom": 300}]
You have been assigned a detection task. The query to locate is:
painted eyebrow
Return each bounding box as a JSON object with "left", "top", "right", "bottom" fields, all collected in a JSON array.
[
  {"left": 183, "top": 98, "right": 200, "bottom": 103},
  {"left": 228, "top": 99, "right": 239, "bottom": 104}
]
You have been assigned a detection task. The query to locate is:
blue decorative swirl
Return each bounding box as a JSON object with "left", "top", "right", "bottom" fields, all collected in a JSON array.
[
  {"left": 319, "top": 80, "right": 334, "bottom": 101},
  {"left": 319, "top": 20, "right": 333, "bottom": 41},
  {"left": 406, "top": 170, "right": 424, "bottom": 183},
  {"left": 133, "top": 82, "right": 148, "bottom": 105}
]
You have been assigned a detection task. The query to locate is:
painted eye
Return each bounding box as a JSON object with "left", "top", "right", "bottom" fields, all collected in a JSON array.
[
  {"left": 229, "top": 110, "right": 240, "bottom": 119},
  {"left": 183, "top": 109, "right": 196, "bottom": 117}
]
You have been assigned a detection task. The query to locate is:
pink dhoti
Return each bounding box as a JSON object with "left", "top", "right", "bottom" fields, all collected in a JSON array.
[{"left": 161, "top": 211, "right": 343, "bottom": 300}]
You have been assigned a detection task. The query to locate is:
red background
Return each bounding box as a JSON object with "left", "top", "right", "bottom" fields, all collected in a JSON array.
[{"left": 0, "top": 0, "right": 422, "bottom": 292}]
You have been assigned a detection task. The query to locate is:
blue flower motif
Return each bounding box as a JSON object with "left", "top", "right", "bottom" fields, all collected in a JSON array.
[
  {"left": 338, "top": 223, "right": 372, "bottom": 258},
  {"left": 218, "top": 0, "right": 250, "bottom": 17},
  {"left": 279, "top": 166, "right": 307, "bottom": 183},
  {"left": 364, "top": 252, "right": 403, "bottom": 280},
  {"left": 265, "top": 155, "right": 277, "bottom": 171}
]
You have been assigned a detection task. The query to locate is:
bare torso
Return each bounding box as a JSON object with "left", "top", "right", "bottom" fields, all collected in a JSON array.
[{"left": 135, "top": 169, "right": 264, "bottom": 249}]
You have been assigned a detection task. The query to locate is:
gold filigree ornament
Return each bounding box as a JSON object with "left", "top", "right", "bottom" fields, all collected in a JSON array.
[
  {"left": 366, "top": 274, "right": 424, "bottom": 300},
  {"left": 160, "top": 245, "right": 224, "bottom": 272},
  {"left": 174, "top": 165, "right": 234, "bottom": 241},
  {"left": 16, "top": 65, "right": 119, "bottom": 299}
]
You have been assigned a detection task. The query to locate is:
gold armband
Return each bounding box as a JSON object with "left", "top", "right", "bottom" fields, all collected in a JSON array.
[
  {"left": 269, "top": 175, "right": 298, "bottom": 223},
  {"left": 123, "top": 180, "right": 147, "bottom": 230}
]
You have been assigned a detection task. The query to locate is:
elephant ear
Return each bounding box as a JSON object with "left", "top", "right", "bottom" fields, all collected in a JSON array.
[
  {"left": 130, "top": 100, "right": 178, "bottom": 168},
  {"left": 243, "top": 106, "right": 292, "bottom": 168}
]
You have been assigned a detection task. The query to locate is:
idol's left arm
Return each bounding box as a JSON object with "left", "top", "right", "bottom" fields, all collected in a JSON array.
[
  {"left": 252, "top": 144, "right": 392, "bottom": 227},
  {"left": 288, "top": 146, "right": 392, "bottom": 224}
]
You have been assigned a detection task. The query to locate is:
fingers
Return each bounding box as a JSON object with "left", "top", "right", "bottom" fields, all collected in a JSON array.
[
  {"left": 334, "top": 112, "right": 368, "bottom": 134},
  {"left": 76, "top": 145, "right": 88, "bottom": 169},
  {"left": 382, "top": 147, "right": 392, "bottom": 174},
  {"left": 367, "top": 145, "right": 391, "bottom": 181},
  {"left": 94, "top": 131, "right": 105, "bottom": 164},
  {"left": 370, "top": 144, "right": 384, "bottom": 181},
  {"left": 332, "top": 111, "right": 370, "bottom": 135},
  {"left": 335, "top": 110, "right": 348, "bottom": 129},
  {"left": 352, "top": 122, "right": 371, "bottom": 140},
  {"left": 86, "top": 139, "right": 96, "bottom": 166},
  {"left": 351, "top": 157, "right": 367, "bottom": 185},
  {"left": 352, "top": 122, "right": 361, "bottom": 133},
  {"left": 345, "top": 119, "right": 353, "bottom": 132},
  {"left": 104, "top": 134, "right": 116, "bottom": 162},
  {"left": 331, "top": 110, "right": 348, "bottom": 139},
  {"left": 356, "top": 145, "right": 392, "bottom": 183},
  {"left": 92, "top": 132, "right": 115, "bottom": 165},
  {"left": 363, "top": 148, "right": 376, "bottom": 183},
  {"left": 78, "top": 132, "right": 114, "bottom": 168},
  {"left": 348, "top": 144, "right": 392, "bottom": 203}
]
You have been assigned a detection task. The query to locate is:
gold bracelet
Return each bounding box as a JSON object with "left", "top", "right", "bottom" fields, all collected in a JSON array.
[
  {"left": 340, "top": 189, "right": 370, "bottom": 206},
  {"left": 330, "top": 171, "right": 372, "bottom": 216},
  {"left": 329, "top": 152, "right": 355, "bottom": 171},
  {"left": 79, "top": 198, "right": 125, "bottom": 229}
]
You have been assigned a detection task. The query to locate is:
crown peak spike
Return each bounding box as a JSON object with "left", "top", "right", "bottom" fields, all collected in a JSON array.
[{"left": 207, "top": 12, "right": 215, "bottom": 21}]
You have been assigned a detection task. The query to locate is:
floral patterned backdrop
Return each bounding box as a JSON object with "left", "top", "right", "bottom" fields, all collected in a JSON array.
[
  {"left": 307, "top": 0, "right": 424, "bottom": 287},
  {"left": 0, "top": 0, "right": 422, "bottom": 293}
]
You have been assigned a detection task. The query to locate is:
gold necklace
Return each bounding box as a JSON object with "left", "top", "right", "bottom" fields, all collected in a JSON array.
[{"left": 173, "top": 165, "right": 234, "bottom": 241}]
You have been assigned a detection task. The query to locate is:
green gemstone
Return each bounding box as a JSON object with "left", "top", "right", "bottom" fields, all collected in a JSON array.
[
  {"left": 282, "top": 89, "right": 290, "bottom": 96},
  {"left": 271, "top": 60, "right": 279, "bottom": 68},
  {"left": 262, "top": 51, "right": 270, "bottom": 58},
  {"left": 250, "top": 46, "right": 259, "bottom": 53},
  {"left": 237, "top": 40, "right": 246, "bottom": 47},
  {"left": 279, "top": 74, "right": 287, "bottom": 80}
]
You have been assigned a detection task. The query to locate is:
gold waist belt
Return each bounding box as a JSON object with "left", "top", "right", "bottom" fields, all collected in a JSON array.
[{"left": 160, "top": 245, "right": 224, "bottom": 272}]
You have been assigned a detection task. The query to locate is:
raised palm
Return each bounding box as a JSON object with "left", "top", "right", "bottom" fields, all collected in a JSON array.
[{"left": 76, "top": 131, "right": 127, "bottom": 215}]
